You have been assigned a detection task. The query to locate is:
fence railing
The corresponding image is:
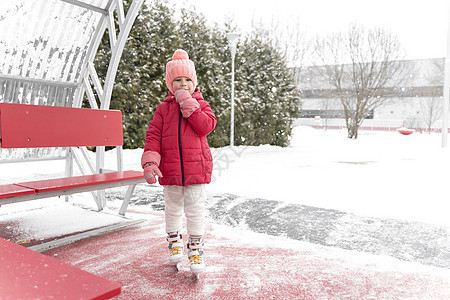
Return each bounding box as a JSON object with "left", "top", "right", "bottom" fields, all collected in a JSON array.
[{"left": 296, "top": 118, "right": 447, "bottom": 133}]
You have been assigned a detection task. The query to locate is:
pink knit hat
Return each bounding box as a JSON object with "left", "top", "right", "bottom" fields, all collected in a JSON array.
[{"left": 165, "top": 49, "right": 197, "bottom": 94}]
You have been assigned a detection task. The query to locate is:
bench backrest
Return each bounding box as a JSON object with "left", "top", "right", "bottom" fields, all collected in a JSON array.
[{"left": 0, "top": 103, "right": 123, "bottom": 149}]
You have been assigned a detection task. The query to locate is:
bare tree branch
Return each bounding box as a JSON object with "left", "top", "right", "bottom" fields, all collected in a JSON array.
[{"left": 313, "top": 22, "right": 409, "bottom": 138}]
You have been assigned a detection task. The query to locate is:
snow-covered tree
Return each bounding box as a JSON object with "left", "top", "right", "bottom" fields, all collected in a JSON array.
[
  {"left": 94, "top": 0, "right": 301, "bottom": 148},
  {"left": 95, "top": 0, "right": 178, "bottom": 148},
  {"left": 234, "top": 31, "right": 301, "bottom": 147},
  {"left": 175, "top": 8, "right": 231, "bottom": 147}
]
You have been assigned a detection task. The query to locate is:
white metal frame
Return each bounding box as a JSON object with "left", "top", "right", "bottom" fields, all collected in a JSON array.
[
  {"left": 73, "top": 0, "right": 144, "bottom": 111},
  {"left": 66, "top": 0, "right": 143, "bottom": 208},
  {"left": 0, "top": 0, "right": 144, "bottom": 211}
]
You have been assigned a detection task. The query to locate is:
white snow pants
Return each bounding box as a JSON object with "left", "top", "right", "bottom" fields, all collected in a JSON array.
[{"left": 163, "top": 184, "right": 207, "bottom": 236}]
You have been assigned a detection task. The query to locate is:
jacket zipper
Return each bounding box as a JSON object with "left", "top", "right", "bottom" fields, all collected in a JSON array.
[{"left": 178, "top": 111, "right": 185, "bottom": 186}]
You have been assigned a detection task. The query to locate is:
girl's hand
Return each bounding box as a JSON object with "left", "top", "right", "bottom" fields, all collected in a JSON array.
[
  {"left": 174, "top": 89, "right": 200, "bottom": 118},
  {"left": 143, "top": 162, "right": 163, "bottom": 184},
  {"left": 174, "top": 89, "right": 192, "bottom": 105}
]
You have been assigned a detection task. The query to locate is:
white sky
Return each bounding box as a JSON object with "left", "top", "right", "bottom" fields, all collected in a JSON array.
[
  {"left": 187, "top": 0, "right": 450, "bottom": 60},
  {"left": 0, "top": 0, "right": 448, "bottom": 60}
]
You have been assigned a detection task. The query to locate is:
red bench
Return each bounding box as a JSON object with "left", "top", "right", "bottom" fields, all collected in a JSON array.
[
  {"left": 0, "top": 237, "right": 121, "bottom": 299},
  {"left": 0, "top": 103, "right": 149, "bottom": 299},
  {"left": 0, "top": 103, "right": 145, "bottom": 214}
]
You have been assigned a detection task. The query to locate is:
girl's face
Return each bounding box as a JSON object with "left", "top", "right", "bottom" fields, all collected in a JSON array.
[{"left": 172, "top": 76, "right": 195, "bottom": 95}]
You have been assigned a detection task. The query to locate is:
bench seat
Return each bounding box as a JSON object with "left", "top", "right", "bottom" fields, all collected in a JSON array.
[
  {"left": 0, "top": 171, "right": 145, "bottom": 206},
  {"left": 0, "top": 184, "right": 36, "bottom": 198},
  {"left": 17, "top": 170, "right": 144, "bottom": 193}
]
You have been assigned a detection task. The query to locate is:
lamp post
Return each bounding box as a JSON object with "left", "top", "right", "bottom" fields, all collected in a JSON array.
[
  {"left": 227, "top": 32, "right": 240, "bottom": 147},
  {"left": 442, "top": 6, "right": 450, "bottom": 147}
]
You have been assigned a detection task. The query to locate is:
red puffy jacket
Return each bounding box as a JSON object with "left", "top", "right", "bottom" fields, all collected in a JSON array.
[{"left": 143, "top": 88, "right": 217, "bottom": 186}]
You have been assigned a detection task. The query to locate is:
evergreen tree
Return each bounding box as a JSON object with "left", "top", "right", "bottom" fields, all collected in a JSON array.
[
  {"left": 94, "top": 0, "right": 178, "bottom": 149},
  {"left": 176, "top": 8, "right": 231, "bottom": 147},
  {"left": 93, "top": 1, "right": 300, "bottom": 149},
  {"left": 234, "top": 32, "right": 301, "bottom": 147}
]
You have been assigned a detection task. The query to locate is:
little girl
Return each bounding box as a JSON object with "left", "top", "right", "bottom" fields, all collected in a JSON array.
[{"left": 141, "top": 49, "right": 217, "bottom": 275}]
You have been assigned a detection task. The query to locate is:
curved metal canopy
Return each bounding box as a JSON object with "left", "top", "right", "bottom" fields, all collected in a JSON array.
[
  {"left": 0, "top": 1, "right": 144, "bottom": 207},
  {"left": 0, "top": 0, "right": 143, "bottom": 109}
]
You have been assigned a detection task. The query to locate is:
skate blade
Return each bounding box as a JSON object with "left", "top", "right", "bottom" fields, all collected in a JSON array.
[
  {"left": 191, "top": 268, "right": 204, "bottom": 280},
  {"left": 169, "top": 261, "right": 181, "bottom": 271},
  {"left": 191, "top": 271, "right": 202, "bottom": 280},
  {"left": 174, "top": 262, "right": 181, "bottom": 271}
]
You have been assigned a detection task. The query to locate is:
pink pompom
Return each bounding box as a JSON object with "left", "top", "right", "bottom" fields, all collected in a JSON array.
[{"left": 172, "top": 49, "right": 189, "bottom": 60}]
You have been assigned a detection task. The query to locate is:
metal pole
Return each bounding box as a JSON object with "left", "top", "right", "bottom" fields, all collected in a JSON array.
[
  {"left": 227, "top": 32, "right": 240, "bottom": 147},
  {"left": 230, "top": 51, "right": 235, "bottom": 147},
  {"left": 442, "top": 5, "right": 450, "bottom": 147}
]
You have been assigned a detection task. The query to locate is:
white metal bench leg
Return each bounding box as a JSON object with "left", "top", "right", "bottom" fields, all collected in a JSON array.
[
  {"left": 95, "top": 145, "right": 106, "bottom": 211},
  {"left": 65, "top": 148, "right": 74, "bottom": 202},
  {"left": 119, "top": 184, "right": 136, "bottom": 216},
  {"left": 96, "top": 190, "right": 105, "bottom": 211}
]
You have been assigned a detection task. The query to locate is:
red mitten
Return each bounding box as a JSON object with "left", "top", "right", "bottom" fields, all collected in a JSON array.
[
  {"left": 141, "top": 151, "right": 163, "bottom": 184},
  {"left": 143, "top": 163, "right": 163, "bottom": 184},
  {"left": 174, "top": 89, "right": 200, "bottom": 118},
  {"left": 174, "top": 89, "right": 191, "bottom": 104}
]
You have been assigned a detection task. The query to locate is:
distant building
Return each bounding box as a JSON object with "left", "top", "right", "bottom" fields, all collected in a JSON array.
[{"left": 294, "top": 58, "right": 444, "bottom": 131}]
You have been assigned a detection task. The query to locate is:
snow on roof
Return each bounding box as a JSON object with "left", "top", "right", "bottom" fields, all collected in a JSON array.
[
  {"left": 0, "top": 0, "right": 108, "bottom": 84},
  {"left": 0, "top": 0, "right": 111, "bottom": 106}
]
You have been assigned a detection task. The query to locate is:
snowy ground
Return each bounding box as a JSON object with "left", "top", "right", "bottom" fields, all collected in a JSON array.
[
  {"left": 43, "top": 209, "right": 450, "bottom": 299},
  {"left": 1, "top": 125, "right": 450, "bottom": 293},
  {"left": 2, "top": 125, "right": 450, "bottom": 228},
  {"left": 209, "top": 126, "right": 450, "bottom": 228}
]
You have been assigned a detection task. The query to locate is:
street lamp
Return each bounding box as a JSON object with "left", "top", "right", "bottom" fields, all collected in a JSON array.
[
  {"left": 442, "top": 6, "right": 450, "bottom": 147},
  {"left": 227, "top": 32, "right": 240, "bottom": 147}
]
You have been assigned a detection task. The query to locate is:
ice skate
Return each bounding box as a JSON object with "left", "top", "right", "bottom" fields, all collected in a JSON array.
[
  {"left": 167, "top": 232, "right": 183, "bottom": 267},
  {"left": 188, "top": 236, "right": 205, "bottom": 276}
]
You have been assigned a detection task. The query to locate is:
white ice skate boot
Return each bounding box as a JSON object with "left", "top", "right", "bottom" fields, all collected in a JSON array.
[
  {"left": 187, "top": 236, "right": 205, "bottom": 275},
  {"left": 167, "top": 232, "right": 183, "bottom": 265}
]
